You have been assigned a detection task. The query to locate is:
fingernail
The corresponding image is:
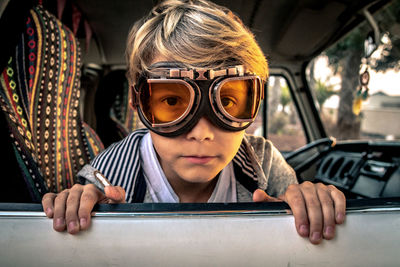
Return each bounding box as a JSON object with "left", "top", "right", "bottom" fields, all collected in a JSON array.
[
  {"left": 68, "top": 221, "right": 77, "bottom": 231},
  {"left": 46, "top": 208, "right": 53, "bottom": 216},
  {"left": 311, "top": 232, "right": 321, "bottom": 242},
  {"left": 80, "top": 218, "right": 87, "bottom": 228},
  {"left": 299, "top": 224, "right": 309, "bottom": 236},
  {"left": 324, "top": 226, "right": 334, "bottom": 236},
  {"left": 55, "top": 218, "right": 65, "bottom": 227},
  {"left": 336, "top": 212, "right": 344, "bottom": 223}
]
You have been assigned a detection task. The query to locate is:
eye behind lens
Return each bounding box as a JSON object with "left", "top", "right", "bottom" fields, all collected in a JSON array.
[
  {"left": 217, "top": 77, "right": 260, "bottom": 120},
  {"left": 139, "top": 79, "right": 196, "bottom": 125}
]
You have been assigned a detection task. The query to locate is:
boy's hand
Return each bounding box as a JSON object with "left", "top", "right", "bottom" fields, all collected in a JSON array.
[
  {"left": 253, "top": 182, "right": 346, "bottom": 245},
  {"left": 42, "top": 184, "right": 126, "bottom": 234}
]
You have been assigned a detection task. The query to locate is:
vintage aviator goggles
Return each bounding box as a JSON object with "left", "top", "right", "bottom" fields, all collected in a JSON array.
[{"left": 131, "top": 62, "right": 264, "bottom": 136}]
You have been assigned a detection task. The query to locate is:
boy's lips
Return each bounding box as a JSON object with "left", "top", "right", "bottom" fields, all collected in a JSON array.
[{"left": 182, "top": 155, "right": 217, "bottom": 164}]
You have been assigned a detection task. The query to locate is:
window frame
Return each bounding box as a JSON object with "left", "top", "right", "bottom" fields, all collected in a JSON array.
[{"left": 263, "top": 67, "right": 328, "bottom": 151}]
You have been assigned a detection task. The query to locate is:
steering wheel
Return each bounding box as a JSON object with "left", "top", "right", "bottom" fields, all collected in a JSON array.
[{"left": 284, "top": 137, "right": 337, "bottom": 181}]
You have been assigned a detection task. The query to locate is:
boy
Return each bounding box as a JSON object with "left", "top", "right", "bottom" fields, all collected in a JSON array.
[{"left": 42, "top": 0, "right": 345, "bottom": 245}]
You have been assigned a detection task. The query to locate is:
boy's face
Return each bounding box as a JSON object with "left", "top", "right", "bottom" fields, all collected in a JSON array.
[
  {"left": 150, "top": 118, "right": 245, "bottom": 185},
  {"left": 144, "top": 56, "right": 247, "bottom": 186}
]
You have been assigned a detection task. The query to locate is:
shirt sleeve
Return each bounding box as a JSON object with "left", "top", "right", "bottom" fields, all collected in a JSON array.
[{"left": 264, "top": 140, "right": 298, "bottom": 197}]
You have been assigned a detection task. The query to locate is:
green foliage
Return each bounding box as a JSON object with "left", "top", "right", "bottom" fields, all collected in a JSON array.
[
  {"left": 314, "top": 79, "right": 336, "bottom": 108},
  {"left": 280, "top": 85, "right": 291, "bottom": 110},
  {"left": 326, "top": 0, "right": 400, "bottom": 73},
  {"left": 374, "top": 0, "right": 400, "bottom": 71},
  {"left": 326, "top": 27, "right": 365, "bottom": 73},
  {"left": 375, "top": 38, "right": 400, "bottom": 71},
  {"left": 314, "top": 1, "right": 400, "bottom": 140}
]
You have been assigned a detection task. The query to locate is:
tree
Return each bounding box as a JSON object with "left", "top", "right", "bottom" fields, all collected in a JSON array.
[
  {"left": 326, "top": 28, "right": 363, "bottom": 139},
  {"left": 325, "top": 0, "right": 400, "bottom": 140}
]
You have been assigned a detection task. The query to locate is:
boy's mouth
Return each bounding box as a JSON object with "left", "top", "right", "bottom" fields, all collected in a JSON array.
[{"left": 182, "top": 156, "right": 216, "bottom": 164}]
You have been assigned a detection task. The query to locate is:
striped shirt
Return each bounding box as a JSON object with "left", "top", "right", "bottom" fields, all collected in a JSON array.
[{"left": 78, "top": 129, "right": 297, "bottom": 202}]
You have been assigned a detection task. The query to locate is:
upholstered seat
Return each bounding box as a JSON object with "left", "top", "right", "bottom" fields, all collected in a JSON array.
[{"left": 0, "top": 5, "right": 103, "bottom": 202}]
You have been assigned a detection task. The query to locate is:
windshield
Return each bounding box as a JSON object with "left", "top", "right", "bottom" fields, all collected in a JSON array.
[{"left": 307, "top": 0, "right": 400, "bottom": 141}]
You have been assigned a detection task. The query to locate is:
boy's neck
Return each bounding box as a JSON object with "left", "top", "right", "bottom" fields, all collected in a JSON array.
[{"left": 167, "top": 176, "right": 219, "bottom": 203}]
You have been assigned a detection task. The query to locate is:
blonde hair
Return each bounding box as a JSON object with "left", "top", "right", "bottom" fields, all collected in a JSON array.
[{"left": 126, "top": 0, "right": 268, "bottom": 86}]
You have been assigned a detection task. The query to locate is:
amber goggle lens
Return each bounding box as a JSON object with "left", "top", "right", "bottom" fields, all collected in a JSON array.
[
  {"left": 139, "top": 80, "right": 193, "bottom": 124},
  {"left": 217, "top": 78, "right": 260, "bottom": 120}
]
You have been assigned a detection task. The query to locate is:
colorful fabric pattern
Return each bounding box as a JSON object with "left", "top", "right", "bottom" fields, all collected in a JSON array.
[{"left": 0, "top": 5, "right": 103, "bottom": 201}]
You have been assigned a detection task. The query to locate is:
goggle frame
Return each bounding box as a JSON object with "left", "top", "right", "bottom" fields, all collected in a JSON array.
[{"left": 132, "top": 64, "right": 264, "bottom": 136}]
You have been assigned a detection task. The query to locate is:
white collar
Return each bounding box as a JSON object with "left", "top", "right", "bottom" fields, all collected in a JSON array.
[{"left": 139, "top": 132, "right": 237, "bottom": 203}]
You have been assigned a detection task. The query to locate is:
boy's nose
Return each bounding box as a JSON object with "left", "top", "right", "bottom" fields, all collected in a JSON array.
[{"left": 185, "top": 117, "right": 215, "bottom": 142}]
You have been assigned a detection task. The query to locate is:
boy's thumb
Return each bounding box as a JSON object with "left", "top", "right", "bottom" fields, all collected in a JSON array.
[
  {"left": 252, "top": 189, "right": 281, "bottom": 202},
  {"left": 104, "top": 186, "right": 126, "bottom": 203}
]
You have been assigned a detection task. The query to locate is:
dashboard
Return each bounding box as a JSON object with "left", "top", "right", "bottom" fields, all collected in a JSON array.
[
  {"left": 288, "top": 140, "right": 400, "bottom": 199},
  {"left": 316, "top": 150, "right": 399, "bottom": 198}
]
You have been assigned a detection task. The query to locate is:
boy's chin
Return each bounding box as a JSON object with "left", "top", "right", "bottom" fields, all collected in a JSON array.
[
  {"left": 180, "top": 175, "right": 217, "bottom": 184},
  {"left": 178, "top": 171, "right": 219, "bottom": 185}
]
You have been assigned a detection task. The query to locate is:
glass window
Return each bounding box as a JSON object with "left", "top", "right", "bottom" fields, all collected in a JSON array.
[
  {"left": 307, "top": 0, "right": 400, "bottom": 141},
  {"left": 246, "top": 76, "right": 307, "bottom": 151}
]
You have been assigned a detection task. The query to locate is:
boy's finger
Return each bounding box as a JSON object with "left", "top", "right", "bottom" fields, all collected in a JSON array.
[
  {"left": 300, "top": 182, "right": 323, "bottom": 244},
  {"left": 53, "top": 189, "right": 70, "bottom": 232},
  {"left": 252, "top": 189, "right": 281, "bottom": 202},
  {"left": 284, "top": 185, "right": 309, "bottom": 238},
  {"left": 328, "top": 185, "right": 346, "bottom": 224},
  {"left": 78, "top": 184, "right": 103, "bottom": 230},
  {"left": 316, "top": 184, "right": 335, "bottom": 240},
  {"left": 104, "top": 186, "right": 126, "bottom": 203},
  {"left": 65, "top": 185, "right": 84, "bottom": 234},
  {"left": 42, "top": 193, "right": 56, "bottom": 218}
]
